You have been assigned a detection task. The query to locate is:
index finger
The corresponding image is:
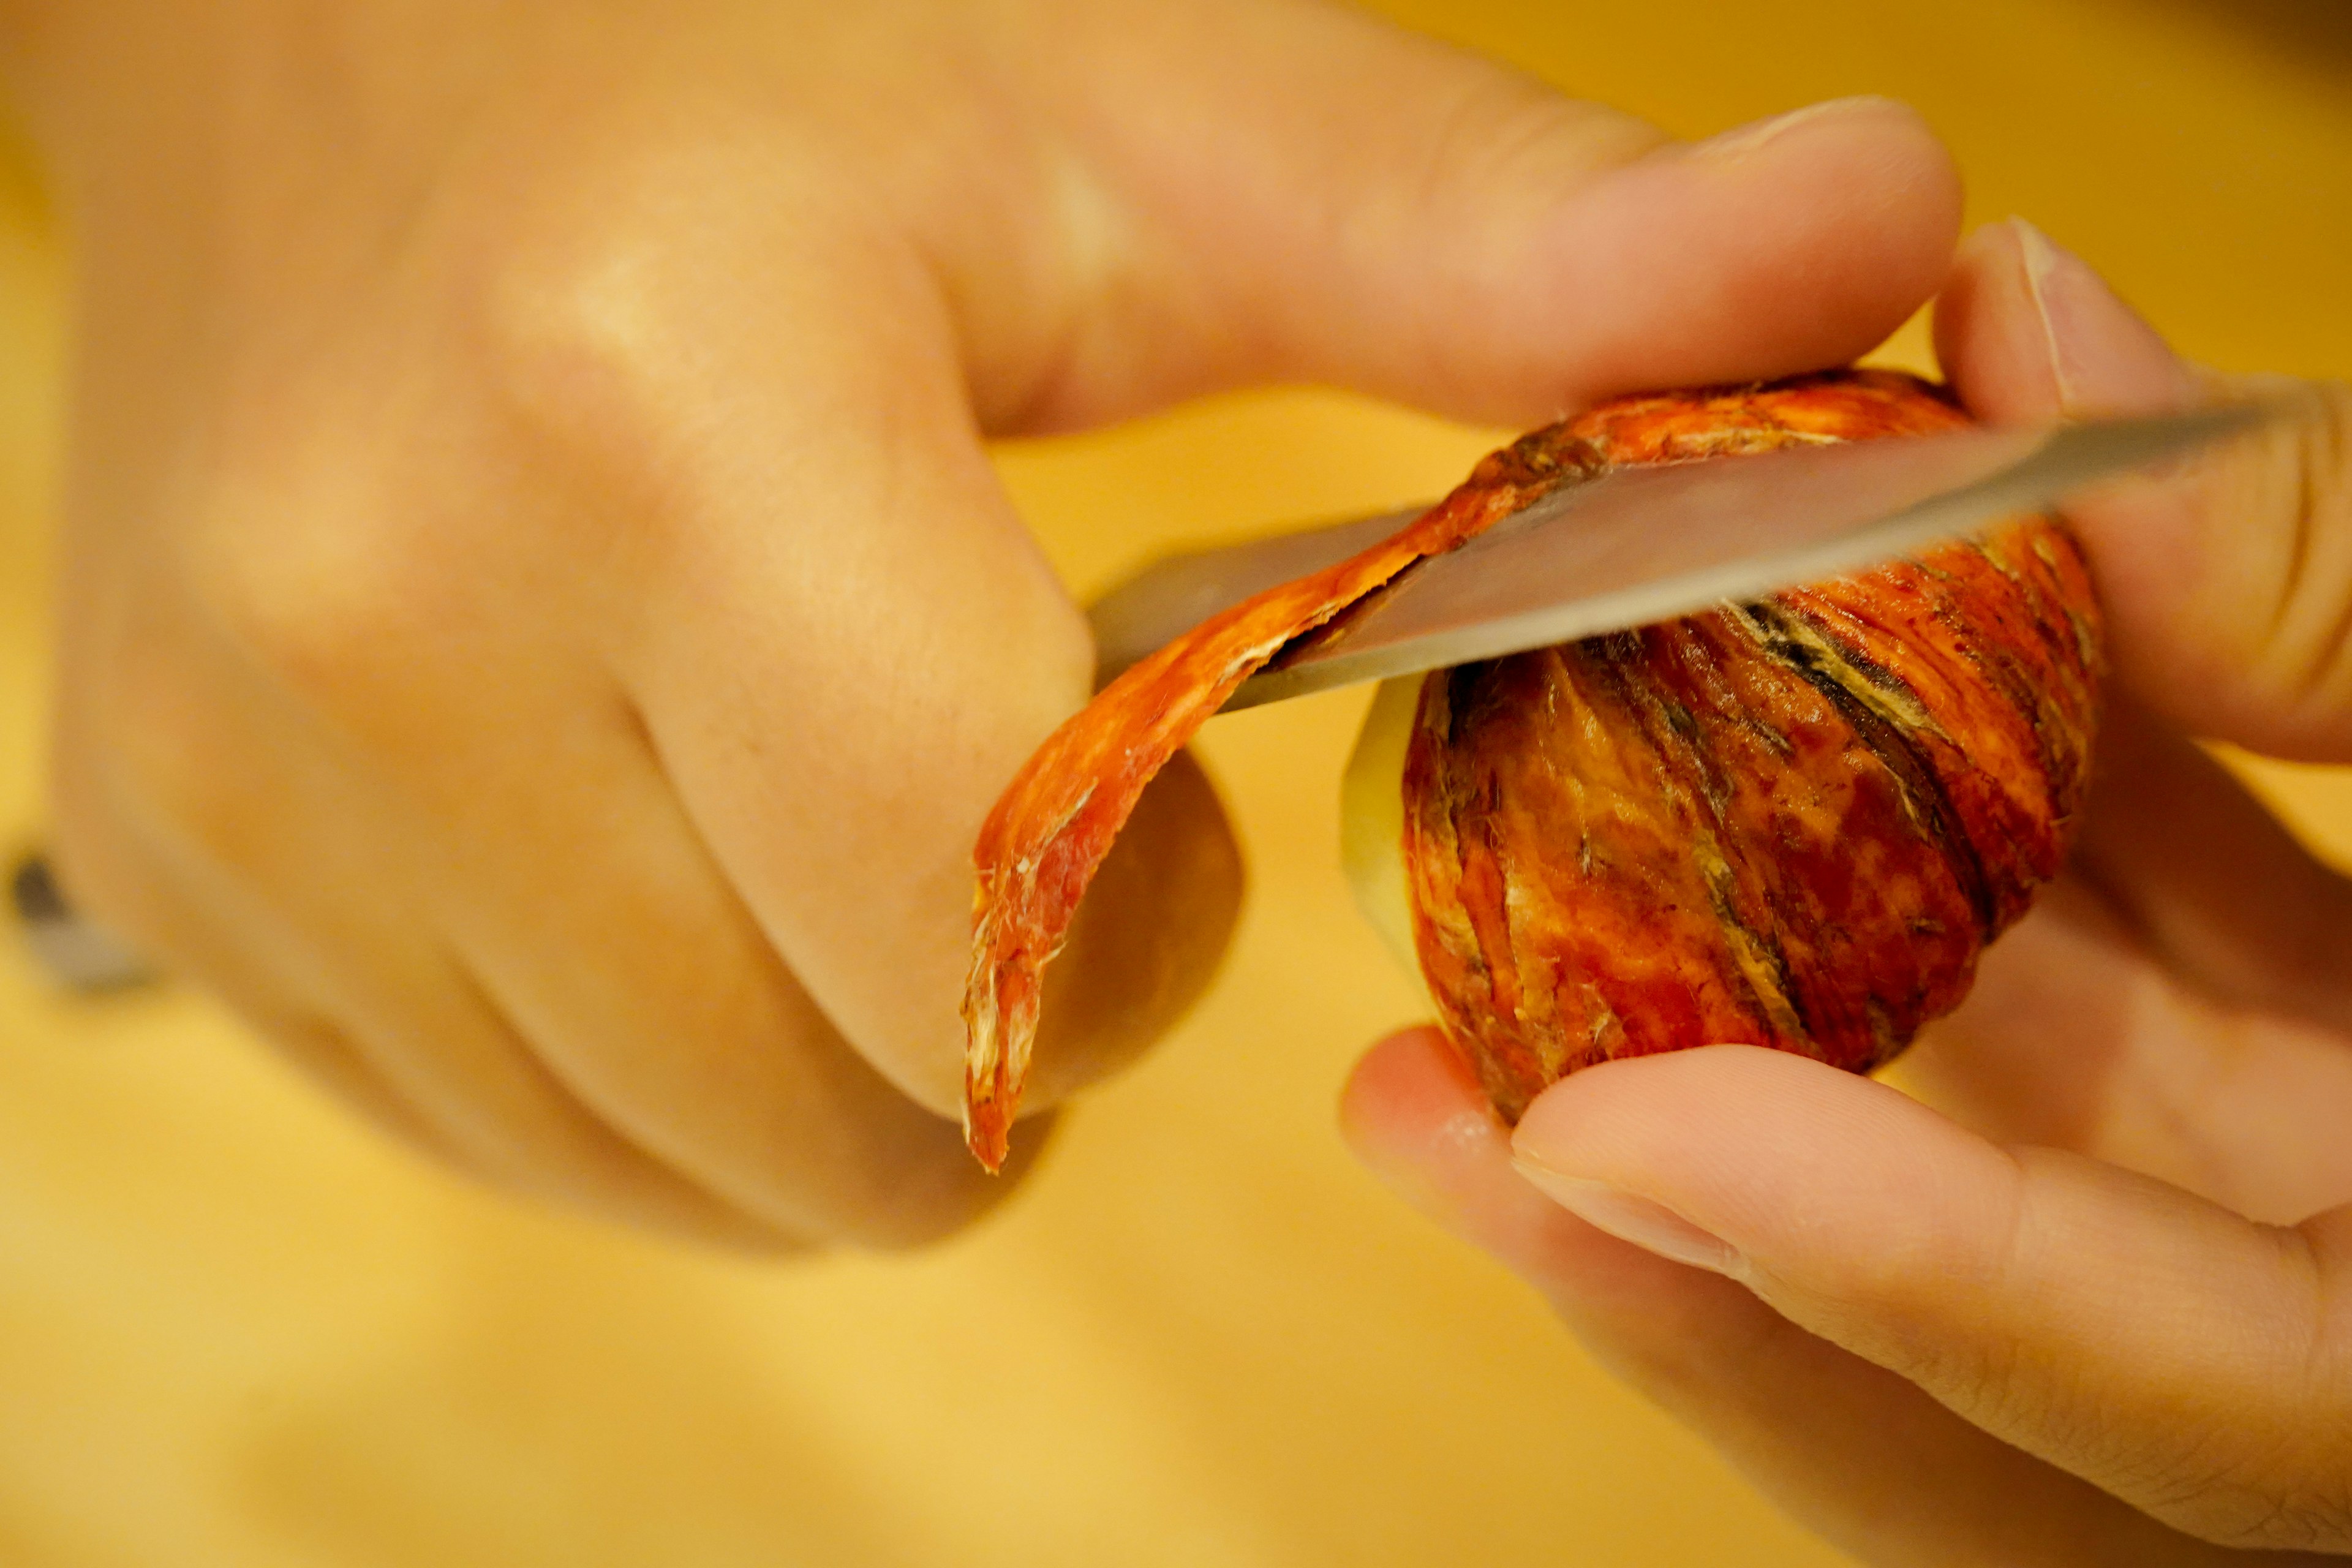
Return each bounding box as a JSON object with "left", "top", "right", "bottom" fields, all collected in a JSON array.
[{"left": 1934, "top": 219, "right": 2352, "bottom": 761}]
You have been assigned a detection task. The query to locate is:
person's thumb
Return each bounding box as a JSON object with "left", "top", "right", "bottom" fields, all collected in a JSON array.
[
  {"left": 968, "top": 0, "right": 1964, "bottom": 432},
  {"left": 1936, "top": 217, "right": 2352, "bottom": 760},
  {"left": 1511, "top": 1045, "right": 2352, "bottom": 1555}
]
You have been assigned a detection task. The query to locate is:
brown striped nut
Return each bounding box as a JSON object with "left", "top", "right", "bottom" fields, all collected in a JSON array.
[
  {"left": 966, "top": 368, "right": 2100, "bottom": 1170},
  {"left": 1370, "top": 371, "right": 2101, "bottom": 1120}
]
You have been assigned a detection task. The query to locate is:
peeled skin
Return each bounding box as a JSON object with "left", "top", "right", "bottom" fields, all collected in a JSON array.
[
  {"left": 962, "top": 413, "right": 1606, "bottom": 1170},
  {"left": 1389, "top": 374, "right": 2102, "bottom": 1123}
]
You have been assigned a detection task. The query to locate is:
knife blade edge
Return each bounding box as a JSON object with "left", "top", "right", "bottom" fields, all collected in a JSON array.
[{"left": 1219, "top": 404, "right": 2264, "bottom": 711}]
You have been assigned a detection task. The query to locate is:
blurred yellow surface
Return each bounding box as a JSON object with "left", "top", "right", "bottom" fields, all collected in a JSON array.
[{"left": 2, "top": 3, "right": 2351, "bottom": 1564}]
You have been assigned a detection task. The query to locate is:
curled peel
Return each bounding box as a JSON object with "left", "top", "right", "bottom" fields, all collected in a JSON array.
[{"left": 958, "top": 424, "right": 1604, "bottom": 1169}]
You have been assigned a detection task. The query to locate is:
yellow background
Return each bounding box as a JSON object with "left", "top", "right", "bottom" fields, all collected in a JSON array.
[{"left": 3, "top": 2, "right": 2350, "bottom": 1563}]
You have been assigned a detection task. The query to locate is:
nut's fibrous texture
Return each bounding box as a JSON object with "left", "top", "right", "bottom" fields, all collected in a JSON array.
[
  {"left": 1403, "top": 372, "right": 2102, "bottom": 1121},
  {"left": 960, "top": 420, "right": 1607, "bottom": 1169}
]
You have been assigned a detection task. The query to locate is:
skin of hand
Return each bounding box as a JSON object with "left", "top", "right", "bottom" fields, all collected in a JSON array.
[
  {"left": 1344, "top": 221, "right": 2352, "bottom": 1563},
  {"left": 4, "top": 0, "right": 1963, "bottom": 1248}
]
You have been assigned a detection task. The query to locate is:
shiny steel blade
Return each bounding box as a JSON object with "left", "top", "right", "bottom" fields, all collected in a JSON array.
[
  {"left": 1206, "top": 404, "right": 2264, "bottom": 711},
  {"left": 1086, "top": 505, "right": 1427, "bottom": 687}
]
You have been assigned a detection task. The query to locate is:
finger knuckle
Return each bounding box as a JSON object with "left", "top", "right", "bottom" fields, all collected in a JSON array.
[
  {"left": 461, "top": 113, "right": 831, "bottom": 467},
  {"left": 469, "top": 217, "right": 685, "bottom": 480},
  {"left": 179, "top": 488, "right": 421, "bottom": 717},
  {"left": 2235, "top": 377, "right": 2352, "bottom": 720},
  {"left": 461, "top": 172, "right": 763, "bottom": 579},
  {"left": 1408, "top": 72, "right": 1656, "bottom": 217}
]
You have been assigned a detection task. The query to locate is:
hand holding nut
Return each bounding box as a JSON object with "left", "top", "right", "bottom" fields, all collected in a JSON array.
[{"left": 1347, "top": 221, "right": 2352, "bottom": 1563}]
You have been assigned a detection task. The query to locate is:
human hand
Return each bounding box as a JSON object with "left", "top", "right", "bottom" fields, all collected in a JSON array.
[
  {"left": 1345, "top": 220, "right": 2352, "bottom": 1562},
  {"left": 12, "top": 0, "right": 1961, "bottom": 1246}
]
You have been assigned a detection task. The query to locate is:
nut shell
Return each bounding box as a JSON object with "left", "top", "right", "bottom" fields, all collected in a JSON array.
[{"left": 1401, "top": 372, "right": 2101, "bottom": 1120}]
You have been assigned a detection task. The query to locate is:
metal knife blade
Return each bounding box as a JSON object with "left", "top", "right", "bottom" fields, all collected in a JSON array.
[
  {"left": 1080, "top": 403, "right": 2266, "bottom": 710},
  {"left": 1085, "top": 505, "right": 1431, "bottom": 686}
]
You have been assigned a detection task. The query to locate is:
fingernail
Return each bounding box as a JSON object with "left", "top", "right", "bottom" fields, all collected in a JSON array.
[
  {"left": 1511, "top": 1159, "right": 1744, "bottom": 1276},
  {"left": 2013, "top": 218, "right": 2086, "bottom": 409},
  {"left": 1692, "top": 96, "right": 1899, "bottom": 161},
  {"left": 2011, "top": 217, "right": 2198, "bottom": 415}
]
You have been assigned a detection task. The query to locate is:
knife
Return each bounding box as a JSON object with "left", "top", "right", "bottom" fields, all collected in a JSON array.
[
  {"left": 4, "top": 401, "right": 2278, "bottom": 997},
  {"left": 1084, "top": 403, "right": 2271, "bottom": 709}
]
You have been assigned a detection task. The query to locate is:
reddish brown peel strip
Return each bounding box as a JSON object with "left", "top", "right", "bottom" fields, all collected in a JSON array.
[{"left": 959, "top": 424, "right": 1607, "bottom": 1169}]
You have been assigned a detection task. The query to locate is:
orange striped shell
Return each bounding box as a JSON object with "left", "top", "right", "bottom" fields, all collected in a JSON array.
[{"left": 1403, "top": 374, "right": 2100, "bottom": 1119}]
